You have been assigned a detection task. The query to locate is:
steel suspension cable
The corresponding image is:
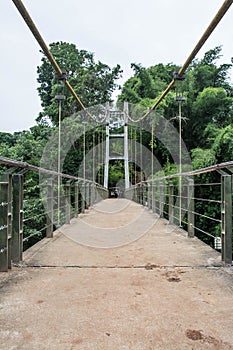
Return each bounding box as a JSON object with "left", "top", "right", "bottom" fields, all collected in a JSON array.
[
  {"left": 12, "top": 0, "right": 106, "bottom": 123},
  {"left": 12, "top": 0, "right": 232, "bottom": 124},
  {"left": 131, "top": 0, "right": 233, "bottom": 122}
]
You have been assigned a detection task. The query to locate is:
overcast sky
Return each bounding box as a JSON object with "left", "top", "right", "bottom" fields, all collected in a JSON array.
[{"left": 0, "top": 0, "right": 232, "bottom": 133}]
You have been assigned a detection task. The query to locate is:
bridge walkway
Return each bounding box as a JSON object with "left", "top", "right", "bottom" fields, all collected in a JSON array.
[{"left": 1, "top": 199, "right": 233, "bottom": 349}]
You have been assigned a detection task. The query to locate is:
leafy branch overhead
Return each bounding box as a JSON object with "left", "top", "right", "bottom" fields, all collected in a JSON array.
[{"left": 37, "top": 41, "right": 122, "bottom": 125}]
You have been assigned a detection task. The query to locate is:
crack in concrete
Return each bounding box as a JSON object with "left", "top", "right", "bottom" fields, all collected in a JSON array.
[{"left": 12, "top": 263, "right": 227, "bottom": 270}]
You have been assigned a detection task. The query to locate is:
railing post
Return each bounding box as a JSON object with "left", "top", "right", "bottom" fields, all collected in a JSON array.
[
  {"left": 65, "top": 180, "right": 71, "bottom": 224},
  {"left": 12, "top": 174, "right": 24, "bottom": 262},
  {"left": 90, "top": 183, "right": 93, "bottom": 206},
  {"left": 46, "top": 179, "right": 54, "bottom": 238},
  {"left": 147, "top": 183, "right": 150, "bottom": 209},
  {"left": 142, "top": 184, "right": 146, "bottom": 206},
  {"left": 85, "top": 182, "right": 88, "bottom": 209},
  {"left": 221, "top": 175, "right": 232, "bottom": 264},
  {"left": 90, "top": 183, "right": 94, "bottom": 206},
  {"left": 169, "top": 181, "right": 174, "bottom": 224},
  {"left": 88, "top": 182, "right": 91, "bottom": 207},
  {"left": 136, "top": 185, "right": 139, "bottom": 203},
  {"left": 0, "top": 174, "right": 9, "bottom": 272},
  {"left": 81, "top": 182, "right": 85, "bottom": 213},
  {"left": 159, "top": 181, "right": 164, "bottom": 217},
  {"left": 187, "top": 178, "right": 195, "bottom": 238},
  {"left": 153, "top": 183, "right": 157, "bottom": 214},
  {"left": 85, "top": 182, "right": 89, "bottom": 209},
  {"left": 151, "top": 183, "right": 155, "bottom": 213},
  {"left": 7, "top": 174, "right": 12, "bottom": 269},
  {"left": 95, "top": 185, "right": 100, "bottom": 203},
  {"left": 74, "top": 181, "right": 79, "bottom": 217},
  {"left": 142, "top": 184, "right": 145, "bottom": 205},
  {"left": 138, "top": 184, "right": 141, "bottom": 204}
]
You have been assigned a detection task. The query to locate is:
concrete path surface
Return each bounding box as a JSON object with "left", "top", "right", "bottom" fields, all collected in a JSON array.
[{"left": 1, "top": 199, "right": 233, "bottom": 349}]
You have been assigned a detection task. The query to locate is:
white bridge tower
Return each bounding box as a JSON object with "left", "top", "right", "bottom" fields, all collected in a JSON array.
[{"left": 104, "top": 101, "right": 130, "bottom": 190}]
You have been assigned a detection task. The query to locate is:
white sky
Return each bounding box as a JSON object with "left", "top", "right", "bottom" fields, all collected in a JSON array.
[{"left": 0, "top": 0, "right": 232, "bottom": 133}]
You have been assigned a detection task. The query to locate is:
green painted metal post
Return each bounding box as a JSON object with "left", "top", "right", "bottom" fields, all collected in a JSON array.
[
  {"left": 159, "top": 181, "right": 164, "bottom": 218},
  {"left": 142, "top": 184, "right": 146, "bottom": 206},
  {"left": 89, "top": 183, "right": 92, "bottom": 206},
  {"left": 88, "top": 182, "right": 91, "bottom": 207},
  {"left": 81, "top": 182, "right": 85, "bottom": 213},
  {"left": 74, "top": 181, "right": 79, "bottom": 217},
  {"left": 46, "top": 179, "right": 54, "bottom": 238},
  {"left": 187, "top": 178, "right": 195, "bottom": 238},
  {"left": 141, "top": 184, "right": 144, "bottom": 205},
  {"left": 136, "top": 185, "right": 139, "bottom": 204},
  {"left": 7, "top": 174, "right": 12, "bottom": 269},
  {"left": 156, "top": 183, "right": 160, "bottom": 215},
  {"left": 0, "top": 175, "right": 9, "bottom": 272},
  {"left": 138, "top": 185, "right": 141, "bottom": 204},
  {"left": 65, "top": 181, "right": 71, "bottom": 224},
  {"left": 221, "top": 175, "right": 232, "bottom": 264},
  {"left": 86, "top": 182, "right": 89, "bottom": 209},
  {"left": 12, "top": 174, "right": 24, "bottom": 262},
  {"left": 85, "top": 182, "right": 88, "bottom": 209},
  {"left": 151, "top": 183, "right": 155, "bottom": 213},
  {"left": 89, "top": 183, "right": 93, "bottom": 207},
  {"left": 93, "top": 183, "right": 97, "bottom": 204},
  {"left": 85, "top": 182, "right": 89, "bottom": 209},
  {"left": 95, "top": 186, "right": 100, "bottom": 204},
  {"left": 169, "top": 181, "right": 174, "bottom": 224},
  {"left": 147, "top": 184, "right": 151, "bottom": 209}
]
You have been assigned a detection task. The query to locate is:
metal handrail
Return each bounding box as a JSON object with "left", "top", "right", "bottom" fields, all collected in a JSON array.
[
  {"left": 0, "top": 156, "right": 106, "bottom": 187},
  {"left": 133, "top": 160, "right": 233, "bottom": 185}
]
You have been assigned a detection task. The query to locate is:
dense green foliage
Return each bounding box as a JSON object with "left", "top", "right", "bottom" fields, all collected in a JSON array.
[
  {"left": 1, "top": 44, "right": 232, "bottom": 250},
  {"left": 1, "top": 42, "right": 122, "bottom": 247},
  {"left": 37, "top": 41, "right": 122, "bottom": 125},
  {"left": 117, "top": 46, "right": 233, "bottom": 247},
  {"left": 118, "top": 46, "right": 233, "bottom": 163}
]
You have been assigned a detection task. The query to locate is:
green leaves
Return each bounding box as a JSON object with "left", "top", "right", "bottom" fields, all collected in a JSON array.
[
  {"left": 191, "top": 148, "right": 216, "bottom": 170},
  {"left": 37, "top": 41, "right": 122, "bottom": 125}
]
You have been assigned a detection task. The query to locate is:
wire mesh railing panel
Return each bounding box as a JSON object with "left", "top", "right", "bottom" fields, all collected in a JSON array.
[
  {"left": 0, "top": 157, "right": 108, "bottom": 271},
  {"left": 130, "top": 164, "right": 232, "bottom": 264}
]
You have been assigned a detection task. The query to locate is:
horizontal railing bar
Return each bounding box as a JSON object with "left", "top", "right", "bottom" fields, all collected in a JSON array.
[
  {"left": 193, "top": 226, "right": 216, "bottom": 239},
  {"left": 0, "top": 156, "right": 107, "bottom": 188},
  {"left": 23, "top": 212, "right": 46, "bottom": 223},
  {"left": 193, "top": 197, "right": 221, "bottom": 203},
  {"left": 194, "top": 183, "right": 221, "bottom": 186},
  {"left": 191, "top": 211, "right": 221, "bottom": 223},
  {"left": 134, "top": 161, "right": 233, "bottom": 185}
]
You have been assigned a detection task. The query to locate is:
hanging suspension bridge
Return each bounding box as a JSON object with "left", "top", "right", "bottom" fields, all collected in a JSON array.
[{"left": 1, "top": 0, "right": 233, "bottom": 349}]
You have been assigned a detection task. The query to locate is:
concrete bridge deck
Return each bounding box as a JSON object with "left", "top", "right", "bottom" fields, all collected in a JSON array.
[{"left": 1, "top": 199, "right": 233, "bottom": 349}]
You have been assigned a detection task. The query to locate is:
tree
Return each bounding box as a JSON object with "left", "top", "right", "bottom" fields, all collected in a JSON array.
[
  {"left": 190, "top": 46, "right": 233, "bottom": 94},
  {"left": 37, "top": 42, "right": 122, "bottom": 125},
  {"left": 212, "top": 125, "right": 233, "bottom": 162},
  {"left": 118, "top": 62, "right": 178, "bottom": 108},
  {"left": 190, "top": 87, "right": 233, "bottom": 147},
  {"left": 118, "top": 46, "right": 233, "bottom": 153}
]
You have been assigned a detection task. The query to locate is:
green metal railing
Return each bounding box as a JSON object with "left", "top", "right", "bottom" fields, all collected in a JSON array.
[
  {"left": 125, "top": 161, "right": 233, "bottom": 265},
  {"left": 0, "top": 157, "right": 108, "bottom": 272}
]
